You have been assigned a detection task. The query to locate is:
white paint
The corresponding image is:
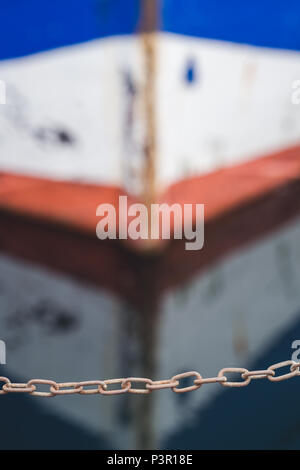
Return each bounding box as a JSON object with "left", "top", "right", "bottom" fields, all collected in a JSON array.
[
  {"left": 0, "top": 36, "right": 147, "bottom": 194},
  {"left": 157, "top": 34, "right": 300, "bottom": 188},
  {"left": 0, "top": 80, "right": 6, "bottom": 104},
  {"left": 291, "top": 79, "right": 300, "bottom": 105}
]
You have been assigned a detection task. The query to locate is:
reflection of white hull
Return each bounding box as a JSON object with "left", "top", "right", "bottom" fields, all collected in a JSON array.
[
  {"left": 1, "top": 214, "right": 299, "bottom": 447},
  {"left": 0, "top": 254, "right": 122, "bottom": 438},
  {"left": 156, "top": 216, "right": 300, "bottom": 442}
]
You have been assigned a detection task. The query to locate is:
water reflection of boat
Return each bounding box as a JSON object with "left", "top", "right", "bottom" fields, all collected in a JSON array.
[{"left": 1, "top": 0, "right": 300, "bottom": 450}]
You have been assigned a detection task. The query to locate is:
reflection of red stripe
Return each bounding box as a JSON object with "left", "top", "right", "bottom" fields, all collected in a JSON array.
[{"left": 1, "top": 143, "right": 300, "bottom": 306}]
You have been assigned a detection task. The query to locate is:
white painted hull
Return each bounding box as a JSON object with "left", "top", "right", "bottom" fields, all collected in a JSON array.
[{"left": 1, "top": 34, "right": 300, "bottom": 194}]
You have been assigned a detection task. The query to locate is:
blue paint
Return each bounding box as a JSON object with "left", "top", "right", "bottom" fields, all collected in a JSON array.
[
  {"left": 185, "top": 59, "right": 197, "bottom": 85},
  {"left": 162, "top": 0, "right": 300, "bottom": 51},
  {"left": 0, "top": 0, "right": 140, "bottom": 60},
  {"left": 1, "top": 0, "right": 300, "bottom": 62}
]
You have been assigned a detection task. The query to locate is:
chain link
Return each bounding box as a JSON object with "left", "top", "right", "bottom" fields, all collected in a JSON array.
[{"left": 0, "top": 360, "right": 299, "bottom": 396}]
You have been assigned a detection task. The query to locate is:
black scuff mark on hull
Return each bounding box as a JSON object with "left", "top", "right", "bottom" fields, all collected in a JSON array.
[{"left": 33, "top": 126, "right": 77, "bottom": 147}]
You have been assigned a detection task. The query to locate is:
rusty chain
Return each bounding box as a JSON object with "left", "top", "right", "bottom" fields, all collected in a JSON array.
[{"left": 0, "top": 360, "right": 299, "bottom": 396}]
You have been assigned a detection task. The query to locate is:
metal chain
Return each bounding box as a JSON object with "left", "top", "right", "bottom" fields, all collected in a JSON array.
[{"left": 0, "top": 360, "right": 299, "bottom": 396}]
